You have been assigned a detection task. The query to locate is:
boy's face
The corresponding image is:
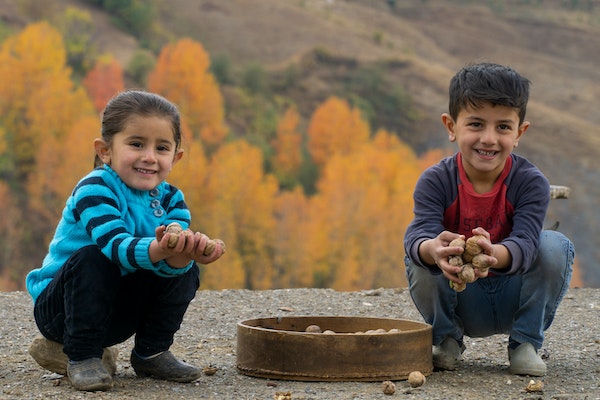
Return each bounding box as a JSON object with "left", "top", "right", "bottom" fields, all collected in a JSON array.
[{"left": 441, "top": 102, "right": 529, "bottom": 185}]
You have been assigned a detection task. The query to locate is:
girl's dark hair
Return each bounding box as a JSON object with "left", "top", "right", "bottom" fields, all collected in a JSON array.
[
  {"left": 448, "top": 63, "right": 531, "bottom": 124},
  {"left": 94, "top": 90, "right": 182, "bottom": 168}
]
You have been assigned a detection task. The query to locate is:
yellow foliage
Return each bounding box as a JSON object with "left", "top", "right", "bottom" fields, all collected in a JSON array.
[
  {"left": 271, "top": 106, "right": 303, "bottom": 185},
  {"left": 308, "top": 131, "right": 420, "bottom": 290},
  {"left": 272, "top": 187, "right": 313, "bottom": 288},
  {"left": 199, "top": 140, "right": 279, "bottom": 289},
  {"left": 307, "top": 96, "right": 370, "bottom": 166},
  {"left": 168, "top": 134, "right": 209, "bottom": 224},
  {"left": 148, "top": 38, "right": 227, "bottom": 148}
]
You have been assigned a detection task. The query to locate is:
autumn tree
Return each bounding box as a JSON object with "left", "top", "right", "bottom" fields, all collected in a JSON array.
[
  {"left": 307, "top": 96, "right": 370, "bottom": 167},
  {"left": 418, "top": 147, "right": 452, "bottom": 171},
  {"left": 147, "top": 38, "right": 227, "bottom": 150},
  {"left": 570, "top": 257, "right": 583, "bottom": 288},
  {"left": 198, "top": 140, "right": 279, "bottom": 290},
  {"left": 305, "top": 129, "right": 421, "bottom": 290},
  {"left": 58, "top": 6, "right": 96, "bottom": 73},
  {"left": 83, "top": 55, "right": 125, "bottom": 112},
  {"left": 271, "top": 106, "right": 303, "bottom": 188},
  {"left": 0, "top": 180, "right": 24, "bottom": 290},
  {"left": 0, "top": 22, "right": 96, "bottom": 280},
  {"left": 27, "top": 115, "right": 99, "bottom": 236},
  {"left": 271, "top": 187, "right": 313, "bottom": 288},
  {"left": 167, "top": 120, "right": 210, "bottom": 230},
  {"left": 0, "top": 22, "right": 93, "bottom": 182}
]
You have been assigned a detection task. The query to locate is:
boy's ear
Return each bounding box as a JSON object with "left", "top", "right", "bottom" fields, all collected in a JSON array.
[
  {"left": 94, "top": 138, "right": 111, "bottom": 165},
  {"left": 514, "top": 121, "right": 530, "bottom": 148},
  {"left": 441, "top": 113, "right": 456, "bottom": 142}
]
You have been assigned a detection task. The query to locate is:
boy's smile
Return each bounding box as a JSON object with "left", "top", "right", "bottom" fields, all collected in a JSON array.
[{"left": 442, "top": 103, "right": 529, "bottom": 190}]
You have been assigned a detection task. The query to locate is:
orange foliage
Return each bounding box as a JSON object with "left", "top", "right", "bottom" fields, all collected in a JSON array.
[
  {"left": 0, "top": 22, "right": 91, "bottom": 181},
  {"left": 167, "top": 123, "right": 209, "bottom": 224},
  {"left": 27, "top": 116, "right": 98, "bottom": 245},
  {"left": 570, "top": 257, "right": 584, "bottom": 288},
  {"left": 83, "top": 55, "right": 125, "bottom": 113},
  {"left": 198, "top": 140, "right": 279, "bottom": 290},
  {"left": 307, "top": 96, "right": 370, "bottom": 166},
  {"left": 272, "top": 187, "right": 313, "bottom": 288},
  {"left": 271, "top": 106, "right": 303, "bottom": 186},
  {"left": 307, "top": 129, "right": 420, "bottom": 290},
  {"left": 148, "top": 38, "right": 227, "bottom": 149},
  {"left": 418, "top": 147, "right": 452, "bottom": 171},
  {"left": 0, "top": 181, "right": 24, "bottom": 289}
]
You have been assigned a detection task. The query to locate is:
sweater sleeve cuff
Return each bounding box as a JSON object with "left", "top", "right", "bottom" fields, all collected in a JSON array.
[
  {"left": 155, "top": 260, "right": 194, "bottom": 277},
  {"left": 493, "top": 240, "right": 522, "bottom": 275},
  {"left": 410, "top": 238, "right": 441, "bottom": 273}
]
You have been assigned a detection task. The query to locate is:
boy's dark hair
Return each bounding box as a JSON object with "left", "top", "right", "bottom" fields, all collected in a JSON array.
[
  {"left": 448, "top": 62, "right": 531, "bottom": 124},
  {"left": 94, "top": 90, "right": 182, "bottom": 168}
]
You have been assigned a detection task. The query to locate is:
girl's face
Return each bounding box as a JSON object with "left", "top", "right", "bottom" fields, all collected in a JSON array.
[
  {"left": 442, "top": 102, "right": 529, "bottom": 186},
  {"left": 94, "top": 115, "right": 183, "bottom": 191}
]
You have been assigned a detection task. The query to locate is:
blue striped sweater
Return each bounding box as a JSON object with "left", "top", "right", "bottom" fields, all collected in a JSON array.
[{"left": 26, "top": 164, "right": 194, "bottom": 303}]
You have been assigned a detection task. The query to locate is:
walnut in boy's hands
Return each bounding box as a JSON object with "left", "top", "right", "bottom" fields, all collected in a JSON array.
[{"left": 448, "top": 235, "right": 491, "bottom": 291}]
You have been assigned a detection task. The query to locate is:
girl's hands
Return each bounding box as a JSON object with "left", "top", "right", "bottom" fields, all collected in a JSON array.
[
  {"left": 153, "top": 225, "right": 225, "bottom": 268},
  {"left": 187, "top": 232, "right": 225, "bottom": 264}
]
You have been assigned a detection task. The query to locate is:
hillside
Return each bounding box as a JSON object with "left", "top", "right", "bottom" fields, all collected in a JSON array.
[{"left": 1, "top": 0, "right": 598, "bottom": 285}]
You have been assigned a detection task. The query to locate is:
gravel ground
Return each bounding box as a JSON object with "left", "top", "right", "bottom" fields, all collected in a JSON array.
[{"left": 1, "top": 287, "right": 598, "bottom": 400}]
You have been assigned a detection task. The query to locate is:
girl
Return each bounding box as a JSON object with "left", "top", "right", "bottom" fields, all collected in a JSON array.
[{"left": 26, "top": 90, "right": 225, "bottom": 391}]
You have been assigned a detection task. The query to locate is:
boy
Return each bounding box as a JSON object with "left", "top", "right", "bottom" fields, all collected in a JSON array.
[{"left": 403, "top": 62, "right": 574, "bottom": 376}]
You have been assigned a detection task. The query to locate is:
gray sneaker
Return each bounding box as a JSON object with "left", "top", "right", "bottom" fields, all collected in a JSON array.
[
  {"left": 508, "top": 343, "right": 547, "bottom": 376},
  {"left": 432, "top": 337, "right": 466, "bottom": 370},
  {"left": 67, "top": 358, "right": 112, "bottom": 391},
  {"left": 130, "top": 350, "right": 202, "bottom": 382},
  {"left": 28, "top": 336, "right": 118, "bottom": 376}
]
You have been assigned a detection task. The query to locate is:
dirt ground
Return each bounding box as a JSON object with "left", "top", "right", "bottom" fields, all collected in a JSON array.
[{"left": 1, "top": 287, "right": 598, "bottom": 400}]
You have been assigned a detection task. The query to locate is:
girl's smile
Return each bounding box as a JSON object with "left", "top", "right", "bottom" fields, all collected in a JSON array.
[{"left": 94, "top": 115, "right": 183, "bottom": 191}]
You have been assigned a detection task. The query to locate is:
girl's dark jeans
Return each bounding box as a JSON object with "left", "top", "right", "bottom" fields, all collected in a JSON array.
[{"left": 33, "top": 245, "right": 200, "bottom": 361}]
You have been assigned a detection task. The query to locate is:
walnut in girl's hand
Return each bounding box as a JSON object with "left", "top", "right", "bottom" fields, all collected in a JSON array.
[{"left": 165, "top": 222, "right": 226, "bottom": 255}]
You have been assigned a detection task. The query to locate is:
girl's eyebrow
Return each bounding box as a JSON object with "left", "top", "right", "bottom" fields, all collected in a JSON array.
[{"left": 124, "top": 134, "right": 175, "bottom": 145}]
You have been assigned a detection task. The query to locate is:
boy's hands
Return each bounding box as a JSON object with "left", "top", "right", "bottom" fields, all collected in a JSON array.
[
  {"left": 420, "top": 231, "right": 466, "bottom": 283},
  {"left": 420, "top": 228, "right": 498, "bottom": 284},
  {"left": 468, "top": 227, "right": 498, "bottom": 277}
]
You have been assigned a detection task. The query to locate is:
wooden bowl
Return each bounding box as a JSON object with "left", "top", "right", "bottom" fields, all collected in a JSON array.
[{"left": 236, "top": 316, "right": 432, "bottom": 381}]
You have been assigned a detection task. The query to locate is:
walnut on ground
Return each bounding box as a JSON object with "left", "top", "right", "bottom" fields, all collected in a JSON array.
[
  {"left": 381, "top": 380, "right": 396, "bottom": 395},
  {"left": 304, "top": 324, "right": 322, "bottom": 333},
  {"left": 407, "top": 370, "right": 426, "bottom": 387}
]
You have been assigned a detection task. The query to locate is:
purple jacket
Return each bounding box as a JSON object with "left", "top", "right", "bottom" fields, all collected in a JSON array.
[{"left": 404, "top": 153, "right": 549, "bottom": 275}]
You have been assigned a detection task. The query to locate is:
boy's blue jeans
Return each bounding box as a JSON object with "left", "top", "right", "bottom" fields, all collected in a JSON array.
[
  {"left": 405, "top": 230, "right": 574, "bottom": 350},
  {"left": 33, "top": 246, "right": 200, "bottom": 361}
]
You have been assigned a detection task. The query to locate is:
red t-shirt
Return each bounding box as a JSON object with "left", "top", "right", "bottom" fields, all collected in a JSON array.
[{"left": 443, "top": 152, "right": 514, "bottom": 243}]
